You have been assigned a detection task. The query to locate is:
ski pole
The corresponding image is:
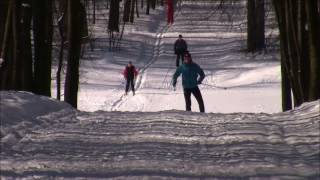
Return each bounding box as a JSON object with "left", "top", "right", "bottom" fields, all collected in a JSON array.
[{"left": 201, "top": 83, "right": 228, "bottom": 90}]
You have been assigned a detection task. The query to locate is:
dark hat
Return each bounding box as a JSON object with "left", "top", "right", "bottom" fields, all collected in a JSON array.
[{"left": 178, "top": 34, "right": 182, "bottom": 38}]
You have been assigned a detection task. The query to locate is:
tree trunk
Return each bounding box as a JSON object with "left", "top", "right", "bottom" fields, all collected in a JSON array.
[
  {"left": 0, "top": 0, "right": 13, "bottom": 89},
  {"left": 273, "top": 0, "right": 320, "bottom": 110},
  {"left": 247, "top": 0, "right": 265, "bottom": 52},
  {"left": 130, "top": 0, "right": 135, "bottom": 23},
  {"left": 0, "top": 0, "right": 12, "bottom": 63},
  {"left": 255, "top": 0, "right": 265, "bottom": 50},
  {"left": 284, "top": 0, "right": 304, "bottom": 106},
  {"left": 146, "top": 0, "right": 150, "bottom": 15},
  {"left": 297, "top": 0, "right": 310, "bottom": 100},
  {"left": 108, "top": 0, "right": 120, "bottom": 32},
  {"left": 93, "top": 0, "right": 96, "bottom": 24},
  {"left": 273, "top": 0, "right": 295, "bottom": 111},
  {"left": 19, "top": 0, "right": 33, "bottom": 91},
  {"left": 305, "top": 0, "right": 320, "bottom": 101},
  {"left": 32, "top": 0, "right": 53, "bottom": 96},
  {"left": 151, "top": 0, "right": 156, "bottom": 9},
  {"left": 135, "top": 0, "right": 139, "bottom": 18},
  {"left": 247, "top": 0, "right": 256, "bottom": 52},
  {"left": 57, "top": 12, "right": 66, "bottom": 100},
  {"left": 123, "top": 0, "right": 131, "bottom": 22},
  {"left": 0, "top": 0, "right": 9, "bottom": 56},
  {"left": 281, "top": 51, "right": 292, "bottom": 111},
  {"left": 64, "top": 0, "right": 81, "bottom": 108},
  {"left": 9, "top": 0, "right": 20, "bottom": 89}
]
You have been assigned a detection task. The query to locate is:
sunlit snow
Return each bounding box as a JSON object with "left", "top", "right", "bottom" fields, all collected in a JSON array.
[{"left": 1, "top": 1, "right": 319, "bottom": 179}]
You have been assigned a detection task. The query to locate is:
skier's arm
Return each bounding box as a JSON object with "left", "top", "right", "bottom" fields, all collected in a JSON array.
[
  {"left": 123, "top": 68, "right": 128, "bottom": 79},
  {"left": 134, "top": 67, "right": 139, "bottom": 77},
  {"left": 174, "top": 40, "right": 177, "bottom": 53},
  {"left": 197, "top": 66, "right": 205, "bottom": 84},
  {"left": 172, "top": 67, "right": 182, "bottom": 87}
]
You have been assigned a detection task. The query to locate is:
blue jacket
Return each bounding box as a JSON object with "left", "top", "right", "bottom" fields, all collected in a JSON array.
[{"left": 172, "top": 62, "right": 205, "bottom": 89}]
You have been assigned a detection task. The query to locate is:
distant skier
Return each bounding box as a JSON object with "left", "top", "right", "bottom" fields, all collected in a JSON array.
[
  {"left": 167, "top": 0, "right": 174, "bottom": 24},
  {"left": 174, "top": 34, "right": 188, "bottom": 67},
  {"left": 123, "top": 61, "right": 138, "bottom": 95},
  {"left": 172, "top": 51, "right": 205, "bottom": 112}
]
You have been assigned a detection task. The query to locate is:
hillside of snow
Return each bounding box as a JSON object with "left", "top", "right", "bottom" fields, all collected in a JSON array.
[
  {"left": 1, "top": 1, "right": 319, "bottom": 179},
  {"left": 1, "top": 91, "right": 319, "bottom": 179}
]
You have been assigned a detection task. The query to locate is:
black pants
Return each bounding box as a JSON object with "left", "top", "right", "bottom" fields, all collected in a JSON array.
[
  {"left": 176, "top": 52, "right": 185, "bottom": 67},
  {"left": 125, "top": 78, "right": 135, "bottom": 93},
  {"left": 183, "top": 87, "right": 205, "bottom": 112}
]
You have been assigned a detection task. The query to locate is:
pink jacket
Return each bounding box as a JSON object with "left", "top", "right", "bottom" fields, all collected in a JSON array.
[{"left": 123, "top": 66, "right": 138, "bottom": 79}]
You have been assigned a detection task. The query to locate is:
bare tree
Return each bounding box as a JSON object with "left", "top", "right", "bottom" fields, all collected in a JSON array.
[
  {"left": 273, "top": 0, "right": 320, "bottom": 110},
  {"left": 247, "top": 0, "right": 265, "bottom": 52},
  {"left": 20, "top": 0, "right": 33, "bottom": 91},
  {"left": 0, "top": 0, "right": 33, "bottom": 91},
  {"left": 0, "top": 0, "right": 9, "bottom": 56},
  {"left": 0, "top": 0, "right": 16, "bottom": 89},
  {"left": 305, "top": 0, "right": 320, "bottom": 101},
  {"left": 64, "top": 0, "right": 82, "bottom": 108},
  {"left": 32, "top": 0, "right": 53, "bottom": 96},
  {"left": 108, "top": 0, "right": 120, "bottom": 49}
]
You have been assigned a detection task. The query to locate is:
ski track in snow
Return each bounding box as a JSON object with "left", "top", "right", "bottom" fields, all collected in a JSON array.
[
  {"left": 1, "top": 91, "right": 319, "bottom": 179},
  {"left": 110, "top": 24, "right": 171, "bottom": 111},
  {"left": 109, "top": 1, "right": 281, "bottom": 113},
  {"left": 109, "top": 6, "right": 185, "bottom": 112}
]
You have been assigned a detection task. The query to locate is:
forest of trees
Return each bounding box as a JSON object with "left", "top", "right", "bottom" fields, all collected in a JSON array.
[
  {"left": 0, "top": 0, "right": 163, "bottom": 108},
  {"left": 272, "top": 0, "right": 320, "bottom": 110},
  {"left": 0, "top": 0, "right": 319, "bottom": 111}
]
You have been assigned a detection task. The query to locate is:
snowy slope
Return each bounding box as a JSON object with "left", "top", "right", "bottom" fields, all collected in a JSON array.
[
  {"left": 1, "top": 1, "right": 319, "bottom": 179},
  {"left": 51, "top": 1, "right": 281, "bottom": 113},
  {"left": 1, "top": 91, "right": 319, "bottom": 179}
]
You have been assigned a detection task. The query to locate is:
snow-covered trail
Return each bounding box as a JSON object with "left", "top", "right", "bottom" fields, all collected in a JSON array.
[
  {"left": 1, "top": 91, "right": 319, "bottom": 179},
  {"left": 110, "top": 21, "right": 172, "bottom": 111},
  {"left": 112, "top": 1, "right": 281, "bottom": 113}
]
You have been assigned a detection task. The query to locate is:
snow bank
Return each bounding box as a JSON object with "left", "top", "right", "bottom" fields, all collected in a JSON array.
[
  {"left": 0, "top": 92, "right": 319, "bottom": 179},
  {"left": 0, "top": 91, "right": 75, "bottom": 145}
]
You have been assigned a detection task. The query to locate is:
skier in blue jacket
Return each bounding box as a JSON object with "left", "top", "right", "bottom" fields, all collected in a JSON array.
[{"left": 172, "top": 51, "right": 205, "bottom": 112}]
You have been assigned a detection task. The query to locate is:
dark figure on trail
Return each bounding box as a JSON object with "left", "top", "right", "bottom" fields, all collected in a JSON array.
[
  {"left": 172, "top": 52, "right": 205, "bottom": 112},
  {"left": 123, "top": 61, "right": 138, "bottom": 95},
  {"left": 174, "top": 34, "right": 188, "bottom": 67}
]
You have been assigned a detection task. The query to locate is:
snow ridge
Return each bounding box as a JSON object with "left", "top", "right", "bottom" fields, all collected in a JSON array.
[{"left": 1, "top": 92, "right": 319, "bottom": 179}]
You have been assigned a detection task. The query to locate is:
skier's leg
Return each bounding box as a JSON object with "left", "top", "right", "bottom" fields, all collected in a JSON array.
[
  {"left": 176, "top": 54, "right": 180, "bottom": 67},
  {"left": 125, "top": 79, "right": 130, "bottom": 95},
  {"left": 131, "top": 79, "right": 135, "bottom": 94},
  {"left": 192, "top": 87, "right": 205, "bottom": 112},
  {"left": 183, "top": 88, "right": 192, "bottom": 111},
  {"left": 181, "top": 52, "right": 185, "bottom": 64}
]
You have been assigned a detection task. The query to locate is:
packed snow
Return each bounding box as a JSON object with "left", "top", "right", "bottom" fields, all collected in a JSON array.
[
  {"left": 1, "top": 1, "right": 319, "bottom": 179},
  {"left": 1, "top": 91, "right": 319, "bottom": 179}
]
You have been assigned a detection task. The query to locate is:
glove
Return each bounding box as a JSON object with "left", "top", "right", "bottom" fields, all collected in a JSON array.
[{"left": 197, "top": 80, "right": 202, "bottom": 85}]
